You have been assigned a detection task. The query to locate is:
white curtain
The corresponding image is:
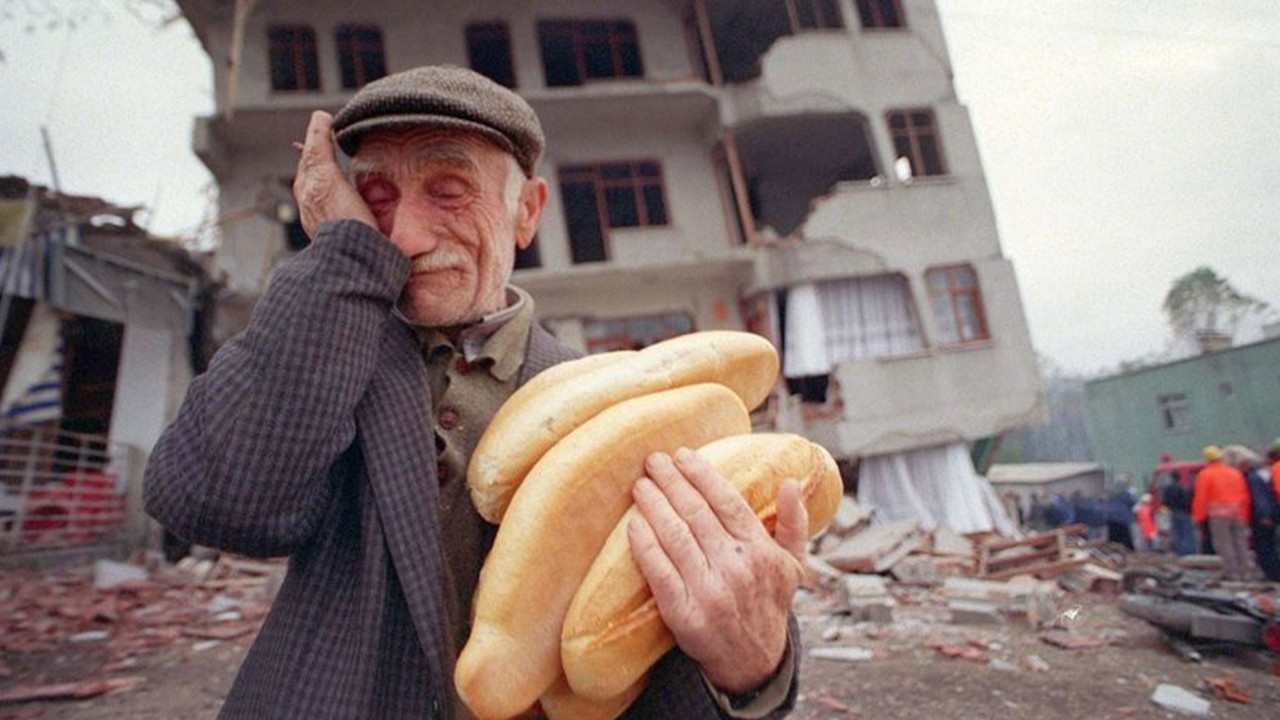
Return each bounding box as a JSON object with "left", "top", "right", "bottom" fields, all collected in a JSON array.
[
  {"left": 782, "top": 283, "right": 830, "bottom": 377},
  {"left": 783, "top": 275, "right": 924, "bottom": 378},
  {"left": 857, "top": 442, "right": 1015, "bottom": 535}
]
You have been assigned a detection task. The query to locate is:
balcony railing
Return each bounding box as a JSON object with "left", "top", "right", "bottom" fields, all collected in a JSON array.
[{"left": 0, "top": 426, "right": 126, "bottom": 553}]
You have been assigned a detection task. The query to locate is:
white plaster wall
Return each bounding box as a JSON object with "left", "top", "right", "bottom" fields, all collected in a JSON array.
[
  {"left": 109, "top": 325, "right": 187, "bottom": 455},
  {"left": 218, "top": 0, "right": 693, "bottom": 109},
  {"left": 794, "top": 258, "right": 1044, "bottom": 458}
]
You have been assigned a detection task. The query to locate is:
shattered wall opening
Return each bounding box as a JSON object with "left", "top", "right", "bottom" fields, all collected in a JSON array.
[
  {"left": 700, "top": 0, "right": 845, "bottom": 83},
  {"left": 731, "top": 113, "right": 879, "bottom": 238}
]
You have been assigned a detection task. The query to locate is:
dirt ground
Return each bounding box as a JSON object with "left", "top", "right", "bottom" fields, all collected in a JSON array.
[{"left": 1, "top": 563, "right": 1278, "bottom": 720}]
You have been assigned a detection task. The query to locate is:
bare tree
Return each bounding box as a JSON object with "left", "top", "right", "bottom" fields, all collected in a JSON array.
[
  {"left": 1162, "top": 266, "right": 1268, "bottom": 350},
  {"left": 0, "top": 0, "right": 179, "bottom": 37}
]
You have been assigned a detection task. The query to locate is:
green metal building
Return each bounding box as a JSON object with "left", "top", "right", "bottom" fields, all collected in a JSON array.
[{"left": 1084, "top": 336, "right": 1280, "bottom": 487}]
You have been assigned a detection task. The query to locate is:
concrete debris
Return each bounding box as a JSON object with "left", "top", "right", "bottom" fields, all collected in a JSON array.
[
  {"left": 1038, "top": 630, "right": 1107, "bottom": 650},
  {"left": 0, "top": 553, "right": 280, "bottom": 699},
  {"left": 0, "top": 676, "right": 146, "bottom": 704},
  {"left": 1023, "top": 654, "right": 1050, "bottom": 673},
  {"left": 1203, "top": 676, "right": 1251, "bottom": 704},
  {"left": 947, "top": 599, "right": 1004, "bottom": 626},
  {"left": 841, "top": 574, "right": 896, "bottom": 623},
  {"left": 1150, "top": 683, "right": 1211, "bottom": 717},
  {"left": 821, "top": 521, "right": 924, "bottom": 573},
  {"left": 929, "top": 526, "right": 975, "bottom": 557},
  {"left": 92, "top": 559, "right": 149, "bottom": 590},
  {"left": 808, "top": 646, "right": 874, "bottom": 662}
]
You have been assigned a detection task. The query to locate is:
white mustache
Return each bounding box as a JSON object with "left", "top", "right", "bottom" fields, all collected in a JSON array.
[{"left": 409, "top": 248, "right": 466, "bottom": 274}]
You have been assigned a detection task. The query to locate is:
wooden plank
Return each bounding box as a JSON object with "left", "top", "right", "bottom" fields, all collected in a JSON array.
[{"left": 985, "top": 556, "right": 1090, "bottom": 582}]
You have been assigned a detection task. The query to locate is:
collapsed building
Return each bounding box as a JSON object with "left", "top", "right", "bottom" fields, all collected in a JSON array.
[{"left": 176, "top": 0, "right": 1045, "bottom": 533}]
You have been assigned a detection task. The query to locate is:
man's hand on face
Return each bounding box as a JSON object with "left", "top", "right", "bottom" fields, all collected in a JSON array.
[
  {"left": 294, "top": 111, "right": 378, "bottom": 236},
  {"left": 628, "top": 448, "right": 808, "bottom": 695}
]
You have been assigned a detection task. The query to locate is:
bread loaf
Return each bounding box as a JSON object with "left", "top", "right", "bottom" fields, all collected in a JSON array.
[
  {"left": 561, "top": 434, "right": 843, "bottom": 701},
  {"left": 468, "top": 331, "right": 778, "bottom": 523},
  {"left": 539, "top": 675, "right": 644, "bottom": 720},
  {"left": 455, "top": 383, "right": 752, "bottom": 720}
]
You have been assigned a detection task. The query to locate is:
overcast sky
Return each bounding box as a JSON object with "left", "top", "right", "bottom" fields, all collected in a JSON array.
[{"left": 1, "top": 0, "right": 1278, "bottom": 376}]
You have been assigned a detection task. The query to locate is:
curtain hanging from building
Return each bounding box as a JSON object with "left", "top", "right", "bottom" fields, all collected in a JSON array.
[
  {"left": 856, "top": 442, "right": 1015, "bottom": 535},
  {"left": 783, "top": 274, "right": 924, "bottom": 379},
  {"left": 1, "top": 303, "right": 63, "bottom": 427}
]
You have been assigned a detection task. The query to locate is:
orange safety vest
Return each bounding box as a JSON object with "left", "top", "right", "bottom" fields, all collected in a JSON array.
[
  {"left": 1191, "top": 460, "right": 1251, "bottom": 524},
  {"left": 1272, "top": 459, "right": 1280, "bottom": 503}
]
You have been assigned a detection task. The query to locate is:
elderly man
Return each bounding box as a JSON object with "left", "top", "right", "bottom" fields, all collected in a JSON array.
[{"left": 145, "top": 66, "right": 804, "bottom": 719}]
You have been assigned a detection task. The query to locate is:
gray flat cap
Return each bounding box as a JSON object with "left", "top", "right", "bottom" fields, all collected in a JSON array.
[{"left": 332, "top": 66, "right": 544, "bottom": 176}]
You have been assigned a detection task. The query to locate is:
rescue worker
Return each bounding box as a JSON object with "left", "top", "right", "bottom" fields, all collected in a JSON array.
[{"left": 1191, "top": 445, "right": 1255, "bottom": 581}]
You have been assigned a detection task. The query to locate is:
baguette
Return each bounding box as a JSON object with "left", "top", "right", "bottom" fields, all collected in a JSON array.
[
  {"left": 455, "top": 383, "right": 752, "bottom": 720},
  {"left": 539, "top": 675, "right": 645, "bottom": 720},
  {"left": 561, "top": 434, "right": 844, "bottom": 700},
  {"left": 468, "top": 331, "right": 778, "bottom": 523}
]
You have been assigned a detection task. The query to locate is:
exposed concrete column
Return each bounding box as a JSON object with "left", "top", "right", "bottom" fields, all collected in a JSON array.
[
  {"left": 720, "top": 131, "right": 757, "bottom": 245},
  {"left": 693, "top": 0, "right": 724, "bottom": 86}
]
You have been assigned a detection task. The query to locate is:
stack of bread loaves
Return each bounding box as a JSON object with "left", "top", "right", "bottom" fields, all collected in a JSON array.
[{"left": 455, "top": 331, "right": 843, "bottom": 719}]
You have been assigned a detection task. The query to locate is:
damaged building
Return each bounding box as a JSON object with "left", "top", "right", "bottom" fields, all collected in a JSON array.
[
  {"left": 0, "top": 176, "right": 210, "bottom": 557},
  {"left": 176, "top": 0, "right": 1044, "bottom": 533}
]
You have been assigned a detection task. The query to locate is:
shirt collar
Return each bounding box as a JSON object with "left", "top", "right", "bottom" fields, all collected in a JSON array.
[{"left": 415, "top": 286, "right": 535, "bottom": 382}]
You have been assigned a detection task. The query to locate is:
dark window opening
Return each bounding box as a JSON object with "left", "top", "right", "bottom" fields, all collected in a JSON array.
[
  {"left": 558, "top": 161, "right": 668, "bottom": 264},
  {"left": 709, "top": 0, "right": 843, "bottom": 84},
  {"left": 538, "top": 20, "right": 643, "bottom": 87},
  {"left": 794, "top": 0, "right": 844, "bottom": 30},
  {"left": 583, "top": 313, "right": 694, "bottom": 353},
  {"left": 1158, "top": 393, "right": 1190, "bottom": 432},
  {"left": 888, "top": 109, "right": 946, "bottom": 177},
  {"left": 268, "top": 25, "right": 320, "bottom": 91},
  {"left": 466, "top": 22, "right": 516, "bottom": 88},
  {"left": 927, "top": 265, "right": 989, "bottom": 345},
  {"left": 58, "top": 316, "right": 122, "bottom": 441},
  {"left": 336, "top": 24, "right": 387, "bottom": 89},
  {"left": 856, "top": 0, "right": 906, "bottom": 29}
]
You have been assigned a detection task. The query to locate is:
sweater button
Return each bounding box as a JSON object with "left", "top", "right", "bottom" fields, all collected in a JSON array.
[{"left": 438, "top": 408, "right": 458, "bottom": 430}]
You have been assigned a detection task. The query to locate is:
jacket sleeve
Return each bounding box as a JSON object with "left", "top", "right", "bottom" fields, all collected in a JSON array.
[{"left": 144, "top": 220, "right": 410, "bottom": 557}]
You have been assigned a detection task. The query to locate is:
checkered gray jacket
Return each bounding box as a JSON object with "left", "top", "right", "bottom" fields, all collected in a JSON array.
[{"left": 144, "top": 220, "right": 798, "bottom": 719}]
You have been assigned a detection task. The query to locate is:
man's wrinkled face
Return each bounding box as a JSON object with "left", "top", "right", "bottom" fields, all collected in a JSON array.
[{"left": 350, "top": 128, "right": 542, "bottom": 327}]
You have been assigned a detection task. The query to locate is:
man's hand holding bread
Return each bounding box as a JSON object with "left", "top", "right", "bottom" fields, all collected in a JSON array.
[{"left": 629, "top": 448, "right": 808, "bottom": 696}]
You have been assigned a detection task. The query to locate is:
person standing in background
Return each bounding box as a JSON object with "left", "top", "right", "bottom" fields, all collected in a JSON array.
[
  {"left": 1192, "top": 445, "right": 1254, "bottom": 581},
  {"left": 1161, "top": 472, "right": 1197, "bottom": 556},
  {"left": 1243, "top": 450, "right": 1279, "bottom": 581}
]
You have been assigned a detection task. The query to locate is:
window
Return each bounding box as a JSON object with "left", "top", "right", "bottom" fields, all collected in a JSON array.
[
  {"left": 888, "top": 109, "right": 946, "bottom": 177},
  {"left": 559, "top": 161, "right": 668, "bottom": 264},
  {"left": 466, "top": 22, "right": 516, "bottom": 88},
  {"left": 792, "top": 0, "right": 844, "bottom": 30},
  {"left": 926, "top": 265, "right": 989, "bottom": 345},
  {"left": 336, "top": 24, "right": 387, "bottom": 89},
  {"left": 268, "top": 25, "right": 320, "bottom": 91},
  {"left": 538, "top": 20, "right": 643, "bottom": 87},
  {"left": 856, "top": 0, "right": 906, "bottom": 29},
  {"left": 583, "top": 313, "right": 694, "bottom": 353},
  {"left": 1159, "top": 393, "right": 1190, "bottom": 432}
]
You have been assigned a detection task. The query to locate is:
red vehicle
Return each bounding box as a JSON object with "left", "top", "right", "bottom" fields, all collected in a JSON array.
[{"left": 1149, "top": 454, "right": 1206, "bottom": 509}]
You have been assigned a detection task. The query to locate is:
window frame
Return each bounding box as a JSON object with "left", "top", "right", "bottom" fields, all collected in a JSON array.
[
  {"left": 1158, "top": 393, "right": 1192, "bottom": 433},
  {"left": 887, "top": 108, "right": 947, "bottom": 177},
  {"left": 925, "top": 264, "right": 990, "bottom": 346},
  {"left": 855, "top": 0, "right": 907, "bottom": 29},
  {"left": 335, "top": 23, "right": 388, "bottom": 90},
  {"left": 267, "top": 24, "right": 321, "bottom": 92},
  {"left": 557, "top": 160, "right": 670, "bottom": 264},
  {"left": 537, "top": 19, "right": 644, "bottom": 87},
  {"left": 466, "top": 21, "right": 517, "bottom": 88}
]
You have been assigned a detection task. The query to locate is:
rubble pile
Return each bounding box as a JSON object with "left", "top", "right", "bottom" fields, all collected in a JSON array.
[
  {"left": 797, "top": 499, "right": 1136, "bottom": 666},
  {"left": 0, "top": 554, "right": 282, "bottom": 705}
]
